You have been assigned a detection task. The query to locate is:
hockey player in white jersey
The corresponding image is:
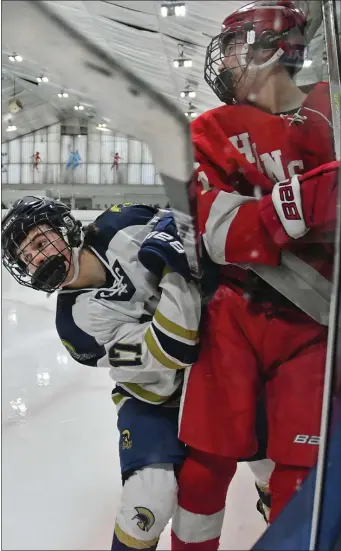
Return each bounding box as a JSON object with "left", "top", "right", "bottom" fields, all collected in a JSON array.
[{"left": 2, "top": 196, "right": 201, "bottom": 551}]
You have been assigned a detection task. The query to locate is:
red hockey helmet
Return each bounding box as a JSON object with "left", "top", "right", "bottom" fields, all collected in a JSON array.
[{"left": 205, "top": 0, "right": 307, "bottom": 104}]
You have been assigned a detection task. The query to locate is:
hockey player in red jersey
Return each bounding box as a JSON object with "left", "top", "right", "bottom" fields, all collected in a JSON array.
[{"left": 171, "top": 1, "right": 340, "bottom": 549}]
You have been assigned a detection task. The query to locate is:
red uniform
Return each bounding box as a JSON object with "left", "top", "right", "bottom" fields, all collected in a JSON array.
[
  {"left": 178, "top": 82, "right": 338, "bottom": 466},
  {"left": 171, "top": 83, "right": 339, "bottom": 550}
]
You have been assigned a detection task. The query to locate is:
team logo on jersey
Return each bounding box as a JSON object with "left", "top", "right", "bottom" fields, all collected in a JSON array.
[
  {"left": 95, "top": 260, "right": 135, "bottom": 301},
  {"left": 132, "top": 507, "right": 155, "bottom": 532},
  {"left": 61, "top": 339, "right": 98, "bottom": 362},
  {"left": 121, "top": 429, "right": 132, "bottom": 450}
]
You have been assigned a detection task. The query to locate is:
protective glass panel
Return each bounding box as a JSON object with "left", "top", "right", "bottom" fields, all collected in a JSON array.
[
  {"left": 87, "top": 164, "right": 100, "bottom": 184},
  {"left": 115, "top": 134, "right": 129, "bottom": 161},
  {"left": 21, "top": 164, "right": 33, "bottom": 185},
  {"left": 74, "top": 163, "right": 86, "bottom": 184},
  {"left": 128, "top": 139, "right": 142, "bottom": 163},
  {"left": 7, "top": 164, "right": 21, "bottom": 184},
  {"left": 47, "top": 129, "right": 61, "bottom": 163},
  {"left": 46, "top": 164, "right": 61, "bottom": 185},
  {"left": 127, "top": 163, "right": 141, "bottom": 185},
  {"left": 100, "top": 131, "right": 115, "bottom": 163},
  {"left": 8, "top": 139, "right": 20, "bottom": 163},
  {"left": 100, "top": 163, "right": 113, "bottom": 185},
  {"left": 141, "top": 164, "right": 155, "bottom": 185},
  {"left": 21, "top": 135, "right": 34, "bottom": 163},
  {"left": 87, "top": 129, "right": 101, "bottom": 162}
]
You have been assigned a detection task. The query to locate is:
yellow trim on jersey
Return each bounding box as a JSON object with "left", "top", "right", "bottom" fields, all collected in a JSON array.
[
  {"left": 61, "top": 339, "right": 76, "bottom": 354},
  {"left": 145, "top": 327, "right": 186, "bottom": 370},
  {"left": 112, "top": 393, "right": 126, "bottom": 406},
  {"left": 122, "top": 382, "right": 172, "bottom": 403},
  {"left": 154, "top": 309, "right": 198, "bottom": 341},
  {"left": 114, "top": 522, "right": 159, "bottom": 549}
]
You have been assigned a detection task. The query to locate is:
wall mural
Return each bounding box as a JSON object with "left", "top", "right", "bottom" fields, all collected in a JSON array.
[
  {"left": 111, "top": 151, "right": 122, "bottom": 171},
  {"left": 2, "top": 152, "right": 8, "bottom": 173},
  {"left": 31, "top": 151, "right": 42, "bottom": 171},
  {"left": 66, "top": 149, "right": 82, "bottom": 170}
]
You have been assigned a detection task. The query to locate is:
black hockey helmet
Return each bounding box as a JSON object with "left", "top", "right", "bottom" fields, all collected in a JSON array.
[
  {"left": 2, "top": 196, "right": 83, "bottom": 292},
  {"left": 205, "top": 0, "right": 307, "bottom": 105}
]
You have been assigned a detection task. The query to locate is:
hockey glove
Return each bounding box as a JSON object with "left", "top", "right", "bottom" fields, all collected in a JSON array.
[
  {"left": 261, "top": 160, "right": 339, "bottom": 245},
  {"left": 138, "top": 212, "right": 191, "bottom": 281}
]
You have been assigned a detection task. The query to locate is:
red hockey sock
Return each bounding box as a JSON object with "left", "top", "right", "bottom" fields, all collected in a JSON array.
[
  {"left": 171, "top": 448, "right": 237, "bottom": 550},
  {"left": 269, "top": 463, "right": 310, "bottom": 523}
]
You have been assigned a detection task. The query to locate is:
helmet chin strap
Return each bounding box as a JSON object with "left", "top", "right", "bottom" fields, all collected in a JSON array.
[{"left": 241, "top": 42, "right": 285, "bottom": 72}]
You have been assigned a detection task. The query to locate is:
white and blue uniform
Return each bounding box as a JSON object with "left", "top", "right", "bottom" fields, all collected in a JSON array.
[{"left": 55, "top": 204, "right": 201, "bottom": 550}]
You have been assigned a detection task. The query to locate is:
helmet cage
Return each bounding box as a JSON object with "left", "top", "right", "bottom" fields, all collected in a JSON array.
[
  {"left": 204, "top": 3, "right": 306, "bottom": 104},
  {"left": 2, "top": 201, "right": 82, "bottom": 292}
]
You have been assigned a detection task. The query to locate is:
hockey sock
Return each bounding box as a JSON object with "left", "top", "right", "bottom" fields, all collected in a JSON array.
[
  {"left": 171, "top": 448, "right": 237, "bottom": 550},
  {"left": 269, "top": 463, "right": 310, "bottom": 523}
]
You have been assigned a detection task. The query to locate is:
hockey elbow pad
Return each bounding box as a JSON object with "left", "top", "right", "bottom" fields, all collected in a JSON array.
[{"left": 138, "top": 212, "right": 191, "bottom": 281}]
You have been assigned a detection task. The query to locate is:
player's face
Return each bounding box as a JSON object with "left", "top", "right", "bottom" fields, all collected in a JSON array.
[
  {"left": 218, "top": 33, "right": 265, "bottom": 103},
  {"left": 17, "top": 224, "right": 74, "bottom": 283}
]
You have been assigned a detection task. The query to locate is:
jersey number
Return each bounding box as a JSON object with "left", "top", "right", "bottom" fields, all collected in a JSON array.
[{"left": 109, "top": 343, "right": 142, "bottom": 367}]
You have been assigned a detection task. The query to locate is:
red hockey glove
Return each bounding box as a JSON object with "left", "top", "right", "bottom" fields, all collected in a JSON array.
[{"left": 260, "top": 160, "right": 339, "bottom": 246}]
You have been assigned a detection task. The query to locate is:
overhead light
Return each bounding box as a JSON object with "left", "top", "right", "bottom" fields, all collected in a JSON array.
[
  {"left": 184, "top": 102, "right": 198, "bottom": 119},
  {"left": 174, "top": 4, "right": 186, "bottom": 16},
  {"left": 58, "top": 91, "right": 69, "bottom": 98},
  {"left": 184, "top": 111, "right": 197, "bottom": 119},
  {"left": 37, "top": 75, "right": 49, "bottom": 83},
  {"left": 303, "top": 59, "right": 313, "bottom": 68},
  {"left": 6, "top": 124, "right": 17, "bottom": 132},
  {"left": 74, "top": 104, "right": 84, "bottom": 111},
  {"left": 160, "top": 2, "right": 186, "bottom": 17},
  {"left": 173, "top": 57, "right": 192, "bottom": 68},
  {"left": 180, "top": 90, "right": 196, "bottom": 98},
  {"left": 96, "top": 123, "right": 110, "bottom": 131},
  {"left": 8, "top": 53, "right": 23, "bottom": 62}
]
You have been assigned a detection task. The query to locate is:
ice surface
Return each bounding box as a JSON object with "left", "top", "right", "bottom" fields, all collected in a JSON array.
[{"left": 2, "top": 267, "right": 265, "bottom": 550}]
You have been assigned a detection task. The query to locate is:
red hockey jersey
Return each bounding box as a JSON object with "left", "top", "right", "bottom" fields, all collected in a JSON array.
[{"left": 191, "top": 83, "right": 337, "bottom": 286}]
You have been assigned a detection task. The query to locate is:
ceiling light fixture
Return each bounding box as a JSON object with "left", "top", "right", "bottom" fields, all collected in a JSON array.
[
  {"left": 96, "top": 123, "right": 110, "bottom": 131},
  {"left": 8, "top": 53, "right": 23, "bottom": 62},
  {"left": 180, "top": 89, "right": 196, "bottom": 98},
  {"left": 58, "top": 91, "right": 69, "bottom": 98},
  {"left": 160, "top": 2, "right": 186, "bottom": 17},
  {"left": 37, "top": 75, "right": 49, "bottom": 83},
  {"left": 173, "top": 44, "right": 192, "bottom": 68},
  {"left": 184, "top": 102, "right": 198, "bottom": 119},
  {"left": 6, "top": 124, "right": 17, "bottom": 132},
  {"left": 74, "top": 103, "right": 84, "bottom": 111}
]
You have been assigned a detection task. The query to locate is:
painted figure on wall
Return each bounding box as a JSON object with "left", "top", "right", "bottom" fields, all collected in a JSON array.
[
  {"left": 31, "top": 151, "right": 42, "bottom": 171},
  {"left": 111, "top": 152, "right": 122, "bottom": 171},
  {"left": 2, "top": 152, "right": 8, "bottom": 173},
  {"left": 66, "top": 149, "right": 81, "bottom": 170}
]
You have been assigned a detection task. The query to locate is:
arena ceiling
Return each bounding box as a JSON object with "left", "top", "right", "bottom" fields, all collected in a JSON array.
[{"left": 1, "top": 0, "right": 328, "bottom": 142}]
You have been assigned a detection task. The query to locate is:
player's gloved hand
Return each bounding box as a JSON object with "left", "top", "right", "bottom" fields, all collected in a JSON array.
[
  {"left": 261, "top": 160, "right": 339, "bottom": 245},
  {"left": 138, "top": 212, "right": 191, "bottom": 281}
]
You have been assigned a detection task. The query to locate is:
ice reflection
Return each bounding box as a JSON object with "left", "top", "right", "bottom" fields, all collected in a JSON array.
[
  {"left": 36, "top": 372, "right": 50, "bottom": 387},
  {"left": 9, "top": 397, "right": 28, "bottom": 417}
]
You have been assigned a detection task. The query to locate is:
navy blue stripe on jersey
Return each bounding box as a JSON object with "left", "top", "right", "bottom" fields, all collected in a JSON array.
[
  {"left": 56, "top": 291, "right": 106, "bottom": 367},
  {"left": 151, "top": 322, "right": 199, "bottom": 365}
]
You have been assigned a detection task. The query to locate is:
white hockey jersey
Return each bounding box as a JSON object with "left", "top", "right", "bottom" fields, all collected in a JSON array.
[{"left": 56, "top": 204, "right": 201, "bottom": 405}]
